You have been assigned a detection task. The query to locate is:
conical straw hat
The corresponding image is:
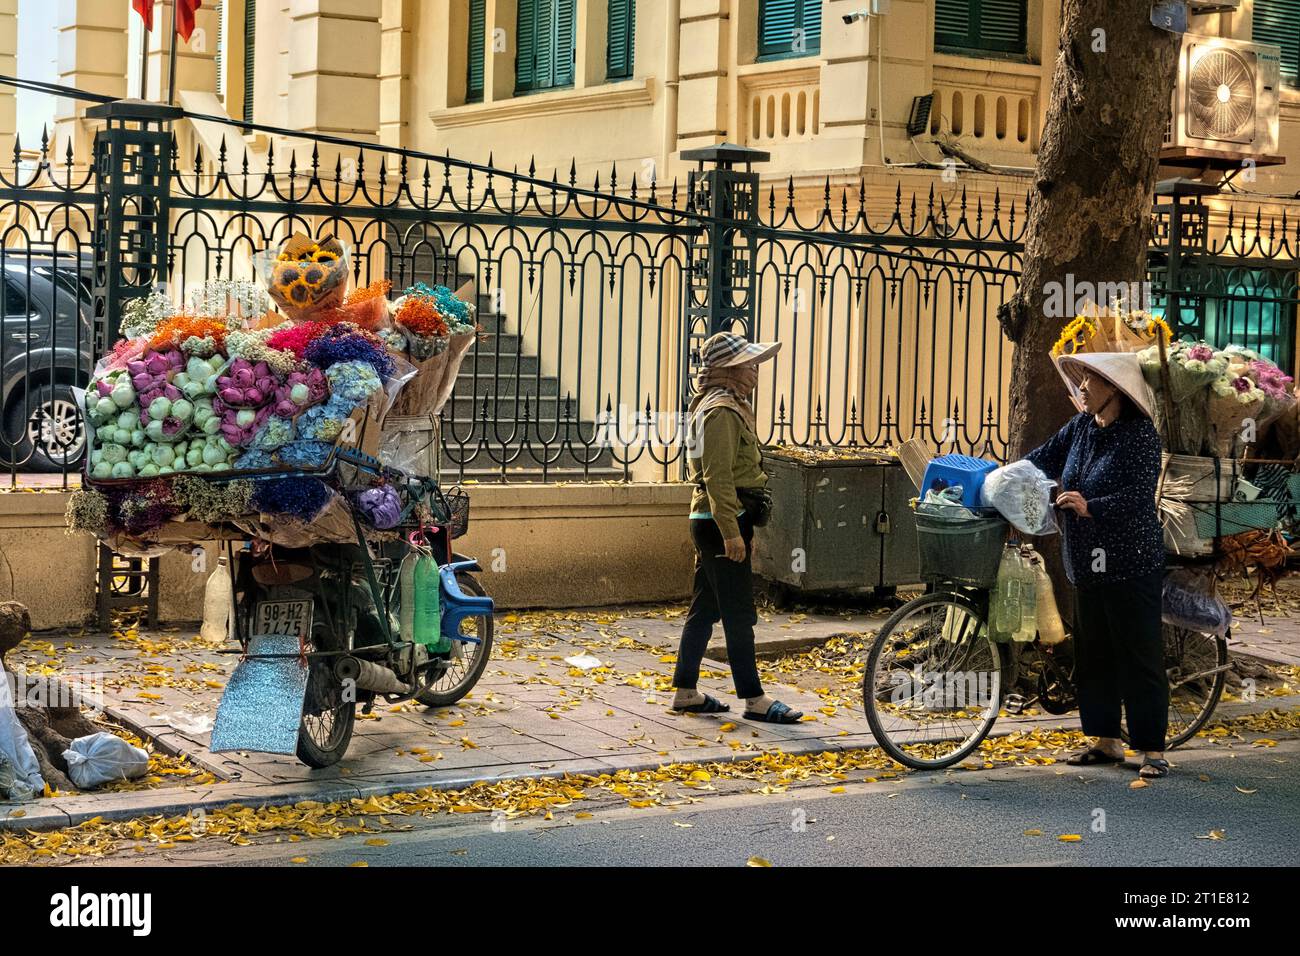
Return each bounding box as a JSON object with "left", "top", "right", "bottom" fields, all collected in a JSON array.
[{"left": 1054, "top": 351, "right": 1155, "bottom": 420}]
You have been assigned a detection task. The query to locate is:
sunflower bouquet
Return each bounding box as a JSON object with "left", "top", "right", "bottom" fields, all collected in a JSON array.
[
  {"left": 1051, "top": 307, "right": 1173, "bottom": 358},
  {"left": 256, "top": 234, "right": 351, "bottom": 321}
]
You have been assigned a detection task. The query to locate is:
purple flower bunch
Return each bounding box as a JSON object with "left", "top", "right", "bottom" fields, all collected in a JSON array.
[
  {"left": 1248, "top": 359, "right": 1294, "bottom": 399},
  {"left": 128, "top": 351, "right": 185, "bottom": 427},
  {"left": 273, "top": 367, "right": 328, "bottom": 418},
  {"left": 303, "top": 324, "right": 396, "bottom": 379},
  {"left": 214, "top": 358, "right": 282, "bottom": 447}
]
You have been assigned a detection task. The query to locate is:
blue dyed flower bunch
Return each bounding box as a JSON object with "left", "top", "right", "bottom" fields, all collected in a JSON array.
[
  {"left": 251, "top": 476, "right": 334, "bottom": 521},
  {"left": 326, "top": 360, "right": 384, "bottom": 404}
]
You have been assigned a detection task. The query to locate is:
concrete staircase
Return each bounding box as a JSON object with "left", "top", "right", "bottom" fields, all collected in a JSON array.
[{"left": 388, "top": 234, "right": 623, "bottom": 482}]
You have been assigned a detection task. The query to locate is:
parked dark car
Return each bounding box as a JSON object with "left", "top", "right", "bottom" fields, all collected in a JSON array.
[{"left": 1, "top": 255, "right": 95, "bottom": 472}]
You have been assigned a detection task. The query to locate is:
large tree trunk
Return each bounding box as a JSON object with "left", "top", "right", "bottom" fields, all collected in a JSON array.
[{"left": 998, "top": 1, "right": 1180, "bottom": 611}]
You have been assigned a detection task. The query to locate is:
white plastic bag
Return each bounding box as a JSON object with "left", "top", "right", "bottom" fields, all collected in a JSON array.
[
  {"left": 981, "top": 460, "right": 1059, "bottom": 536},
  {"left": 61, "top": 732, "right": 150, "bottom": 790},
  {"left": 0, "top": 660, "right": 44, "bottom": 801}
]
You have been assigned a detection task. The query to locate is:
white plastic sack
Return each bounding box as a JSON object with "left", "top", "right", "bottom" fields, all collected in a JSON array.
[
  {"left": 62, "top": 732, "right": 150, "bottom": 790},
  {"left": 0, "top": 660, "right": 44, "bottom": 801},
  {"left": 981, "top": 461, "right": 1059, "bottom": 536}
]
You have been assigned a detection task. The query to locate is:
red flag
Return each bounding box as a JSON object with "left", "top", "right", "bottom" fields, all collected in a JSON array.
[
  {"left": 133, "top": 0, "right": 153, "bottom": 31},
  {"left": 176, "top": 0, "right": 203, "bottom": 43}
]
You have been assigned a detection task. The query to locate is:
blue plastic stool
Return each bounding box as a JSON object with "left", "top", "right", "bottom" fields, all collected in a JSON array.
[{"left": 439, "top": 561, "right": 493, "bottom": 645}]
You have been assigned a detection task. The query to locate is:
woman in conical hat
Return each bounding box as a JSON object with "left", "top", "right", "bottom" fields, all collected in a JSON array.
[
  {"left": 1024, "top": 351, "right": 1170, "bottom": 778},
  {"left": 671, "top": 331, "right": 804, "bottom": 725}
]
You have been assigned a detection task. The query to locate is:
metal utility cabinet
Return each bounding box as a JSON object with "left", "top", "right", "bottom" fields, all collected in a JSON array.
[{"left": 752, "top": 449, "right": 920, "bottom": 594}]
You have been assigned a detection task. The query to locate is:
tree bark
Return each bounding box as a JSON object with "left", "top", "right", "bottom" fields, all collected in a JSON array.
[{"left": 998, "top": 1, "right": 1180, "bottom": 612}]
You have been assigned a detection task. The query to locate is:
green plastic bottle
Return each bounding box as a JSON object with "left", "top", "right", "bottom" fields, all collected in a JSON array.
[{"left": 413, "top": 555, "right": 448, "bottom": 652}]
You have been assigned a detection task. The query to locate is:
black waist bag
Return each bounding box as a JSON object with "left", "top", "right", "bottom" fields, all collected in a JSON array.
[{"left": 737, "top": 487, "right": 773, "bottom": 528}]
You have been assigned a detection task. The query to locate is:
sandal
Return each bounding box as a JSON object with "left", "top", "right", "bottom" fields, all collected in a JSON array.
[
  {"left": 1139, "top": 757, "right": 1171, "bottom": 779},
  {"left": 743, "top": 700, "right": 804, "bottom": 724},
  {"left": 672, "top": 693, "right": 730, "bottom": 715},
  {"left": 1066, "top": 747, "right": 1125, "bottom": 767}
]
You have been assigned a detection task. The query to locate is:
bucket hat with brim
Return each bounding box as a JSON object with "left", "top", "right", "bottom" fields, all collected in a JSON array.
[
  {"left": 1054, "top": 351, "right": 1155, "bottom": 420},
  {"left": 700, "top": 331, "right": 782, "bottom": 368}
]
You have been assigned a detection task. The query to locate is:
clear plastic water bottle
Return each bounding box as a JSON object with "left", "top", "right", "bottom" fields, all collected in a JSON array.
[
  {"left": 200, "top": 556, "right": 231, "bottom": 643},
  {"left": 993, "top": 547, "right": 1022, "bottom": 640},
  {"left": 399, "top": 551, "right": 418, "bottom": 641},
  {"left": 1013, "top": 549, "right": 1038, "bottom": 643}
]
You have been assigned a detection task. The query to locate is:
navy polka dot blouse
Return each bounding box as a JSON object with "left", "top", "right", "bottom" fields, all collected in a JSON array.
[{"left": 1025, "top": 412, "right": 1166, "bottom": 587}]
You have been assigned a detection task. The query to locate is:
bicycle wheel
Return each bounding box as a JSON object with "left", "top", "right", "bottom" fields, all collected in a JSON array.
[
  {"left": 416, "top": 572, "right": 495, "bottom": 707},
  {"left": 1123, "top": 623, "right": 1228, "bottom": 750},
  {"left": 863, "top": 590, "right": 1008, "bottom": 770}
]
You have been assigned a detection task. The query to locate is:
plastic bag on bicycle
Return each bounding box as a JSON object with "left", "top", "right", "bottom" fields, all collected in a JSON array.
[{"left": 1162, "top": 567, "right": 1232, "bottom": 637}]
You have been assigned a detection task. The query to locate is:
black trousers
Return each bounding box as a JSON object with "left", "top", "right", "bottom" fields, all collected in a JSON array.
[
  {"left": 673, "top": 515, "right": 764, "bottom": 700},
  {"left": 1072, "top": 571, "right": 1169, "bottom": 753}
]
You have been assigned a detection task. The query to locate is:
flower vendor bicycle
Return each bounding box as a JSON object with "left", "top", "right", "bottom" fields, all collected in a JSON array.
[
  {"left": 226, "top": 455, "right": 493, "bottom": 768},
  {"left": 860, "top": 549, "right": 1229, "bottom": 771}
]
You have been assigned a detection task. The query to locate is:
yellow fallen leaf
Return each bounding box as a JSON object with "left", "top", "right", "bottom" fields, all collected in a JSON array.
[
  {"left": 747, "top": 856, "right": 773, "bottom": 867},
  {"left": 1058, "top": 834, "right": 1082, "bottom": 843},
  {"left": 290, "top": 857, "right": 308, "bottom": 864},
  {"left": 1130, "top": 779, "right": 1149, "bottom": 790},
  {"left": 365, "top": 838, "right": 389, "bottom": 847},
  {"left": 1023, "top": 829, "right": 1043, "bottom": 837},
  {"left": 574, "top": 812, "right": 593, "bottom": 820},
  {"left": 829, "top": 786, "right": 846, "bottom": 794},
  {"left": 719, "top": 723, "right": 736, "bottom": 732},
  {"left": 689, "top": 770, "right": 711, "bottom": 782},
  {"left": 1196, "top": 830, "right": 1226, "bottom": 841},
  {"left": 350, "top": 861, "right": 369, "bottom": 867}
]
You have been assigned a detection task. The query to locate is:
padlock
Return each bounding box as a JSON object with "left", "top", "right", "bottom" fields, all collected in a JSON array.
[{"left": 875, "top": 511, "right": 891, "bottom": 534}]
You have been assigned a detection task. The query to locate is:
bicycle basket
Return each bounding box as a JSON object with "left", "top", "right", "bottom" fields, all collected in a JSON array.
[
  {"left": 436, "top": 488, "right": 470, "bottom": 540},
  {"left": 914, "top": 510, "right": 1008, "bottom": 588}
]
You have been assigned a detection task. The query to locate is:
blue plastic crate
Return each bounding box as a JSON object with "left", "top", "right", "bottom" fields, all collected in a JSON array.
[{"left": 921, "top": 454, "right": 999, "bottom": 509}]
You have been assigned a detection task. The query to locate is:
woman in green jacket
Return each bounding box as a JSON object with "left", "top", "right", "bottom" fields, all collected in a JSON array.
[{"left": 671, "top": 332, "right": 804, "bottom": 725}]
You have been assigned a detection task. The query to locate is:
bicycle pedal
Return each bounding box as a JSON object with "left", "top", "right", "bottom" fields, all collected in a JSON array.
[{"left": 1003, "top": 694, "right": 1028, "bottom": 715}]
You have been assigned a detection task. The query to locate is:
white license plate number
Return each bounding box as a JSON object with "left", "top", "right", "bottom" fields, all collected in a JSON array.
[{"left": 255, "top": 600, "right": 313, "bottom": 640}]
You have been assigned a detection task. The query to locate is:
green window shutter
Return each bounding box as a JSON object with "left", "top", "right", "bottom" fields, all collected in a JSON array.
[
  {"left": 515, "top": 0, "right": 575, "bottom": 93},
  {"left": 758, "top": 0, "right": 822, "bottom": 61},
  {"left": 935, "top": 0, "right": 1027, "bottom": 56},
  {"left": 554, "top": 0, "right": 576, "bottom": 87},
  {"left": 516, "top": 0, "right": 537, "bottom": 91},
  {"left": 607, "top": 0, "right": 635, "bottom": 80},
  {"left": 243, "top": 0, "right": 256, "bottom": 125},
  {"left": 1254, "top": 0, "right": 1300, "bottom": 86},
  {"left": 467, "top": 0, "right": 486, "bottom": 102}
]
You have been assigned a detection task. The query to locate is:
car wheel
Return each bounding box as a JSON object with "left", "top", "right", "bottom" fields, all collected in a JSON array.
[{"left": 4, "top": 383, "right": 88, "bottom": 473}]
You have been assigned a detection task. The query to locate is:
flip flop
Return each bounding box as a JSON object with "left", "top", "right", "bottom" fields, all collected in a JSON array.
[
  {"left": 1066, "top": 747, "right": 1125, "bottom": 766},
  {"left": 1138, "top": 756, "right": 1171, "bottom": 779},
  {"left": 743, "top": 700, "right": 803, "bottom": 724},
  {"left": 672, "top": 693, "right": 730, "bottom": 714}
]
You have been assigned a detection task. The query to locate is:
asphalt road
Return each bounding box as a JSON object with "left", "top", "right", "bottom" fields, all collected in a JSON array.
[{"left": 90, "top": 737, "right": 1300, "bottom": 868}]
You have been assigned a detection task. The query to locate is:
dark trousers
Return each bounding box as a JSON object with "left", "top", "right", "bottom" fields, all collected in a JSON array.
[
  {"left": 673, "top": 516, "right": 764, "bottom": 700},
  {"left": 1072, "top": 571, "right": 1169, "bottom": 752}
]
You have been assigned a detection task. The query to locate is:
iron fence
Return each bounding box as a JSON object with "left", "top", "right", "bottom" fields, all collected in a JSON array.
[{"left": 0, "top": 76, "right": 1297, "bottom": 488}]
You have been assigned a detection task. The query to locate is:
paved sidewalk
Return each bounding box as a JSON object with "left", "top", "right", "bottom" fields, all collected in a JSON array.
[{"left": 2, "top": 598, "right": 1297, "bottom": 833}]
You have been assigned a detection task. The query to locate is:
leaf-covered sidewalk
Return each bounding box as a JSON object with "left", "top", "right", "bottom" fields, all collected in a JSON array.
[{"left": 3, "top": 601, "right": 1298, "bottom": 853}]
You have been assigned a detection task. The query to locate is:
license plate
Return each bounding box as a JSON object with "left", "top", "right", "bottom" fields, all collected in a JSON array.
[{"left": 255, "top": 600, "right": 313, "bottom": 640}]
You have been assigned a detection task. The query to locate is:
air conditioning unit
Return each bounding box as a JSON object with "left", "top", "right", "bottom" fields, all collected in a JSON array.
[{"left": 1165, "top": 34, "right": 1280, "bottom": 157}]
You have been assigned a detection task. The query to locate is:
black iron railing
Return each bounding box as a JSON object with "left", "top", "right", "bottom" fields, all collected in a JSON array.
[{"left": 0, "top": 76, "right": 1297, "bottom": 487}]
